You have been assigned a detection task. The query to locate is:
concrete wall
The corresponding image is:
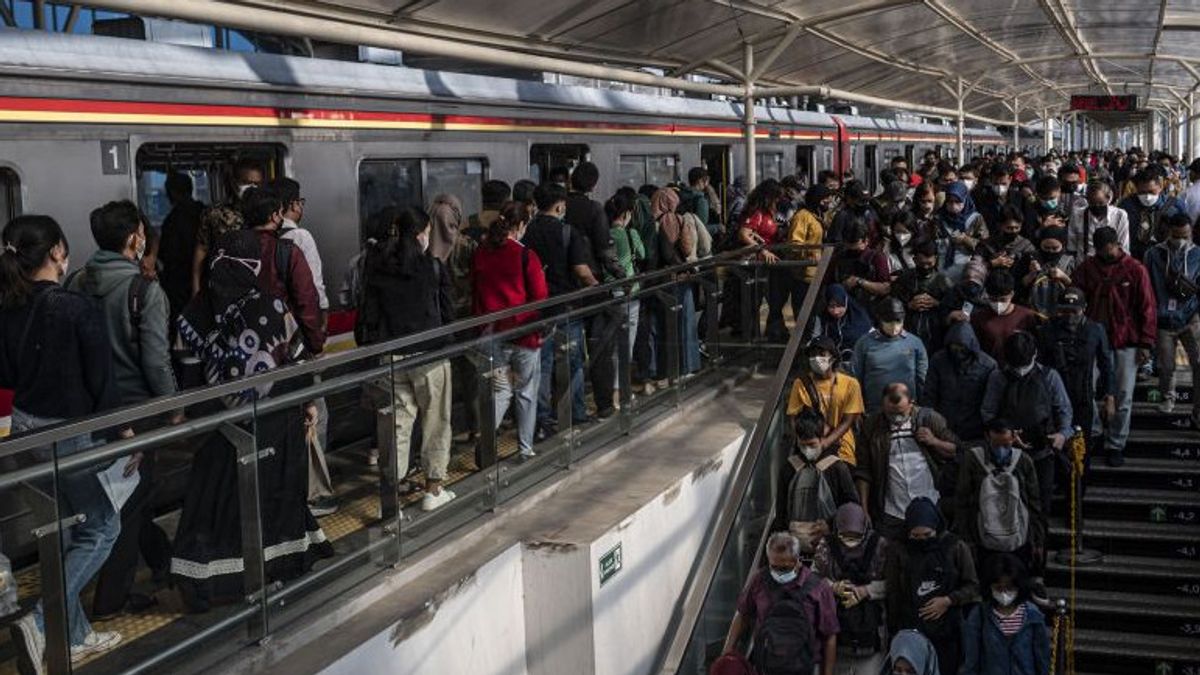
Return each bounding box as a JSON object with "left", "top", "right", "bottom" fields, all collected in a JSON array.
[{"left": 316, "top": 436, "right": 744, "bottom": 675}]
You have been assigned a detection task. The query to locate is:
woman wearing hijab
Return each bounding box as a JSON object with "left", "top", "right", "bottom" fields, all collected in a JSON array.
[
  {"left": 882, "top": 629, "right": 942, "bottom": 675},
  {"left": 811, "top": 284, "right": 873, "bottom": 371},
  {"left": 651, "top": 188, "right": 700, "bottom": 377},
  {"left": 884, "top": 497, "right": 979, "bottom": 675},
  {"left": 813, "top": 502, "right": 889, "bottom": 675},
  {"left": 935, "top": 181, "right": 988, "bottom": 283}
]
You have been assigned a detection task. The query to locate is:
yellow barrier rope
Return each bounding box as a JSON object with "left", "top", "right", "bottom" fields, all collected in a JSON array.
[
  {"left": 1066, "top": 429, "right": 1087, "bottom": 675},
  {"left": 1049, "top": 607, "right": 1061, "bottom": 675}
]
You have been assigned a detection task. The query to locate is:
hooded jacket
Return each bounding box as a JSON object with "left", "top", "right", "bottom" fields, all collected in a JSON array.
[
  {"left": 961, "top": 601, "right": 1051, "bottom": 675},
  {"left": 1071, "top": 251, "right": 1157, "bottom": 350},
  {"left": 924, "top": 322, "right": 997, "bottom": 441},
  {"left": 851, "top": 328, "right": 928, "bottom": 413},
  {"left": 68, "top": 250, "right": 177, "bottom": 403},
  {"left": 1145, "top": 238, "right": 1200, "bottom": 330},
  {"left": 811, "top": 284, "right": 872, "bottom": 363}
]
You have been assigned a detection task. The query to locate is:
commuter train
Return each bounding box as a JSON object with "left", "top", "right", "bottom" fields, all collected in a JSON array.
[{"left": 0, "top": 30, "right": 1018, "bottom": 295}]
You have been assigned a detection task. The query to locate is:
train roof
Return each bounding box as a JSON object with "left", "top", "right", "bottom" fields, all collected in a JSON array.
[{"left": 0, "top": 31, "right": 1002, "bottom": 139}]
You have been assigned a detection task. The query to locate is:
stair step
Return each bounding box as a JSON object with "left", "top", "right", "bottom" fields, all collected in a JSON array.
[
  {"left": 1073, "top": 628, "right": 1200, "bottom": 674},
  {"left": 1088, "top": 457, "right": 1200, "bottom": 492},
  {"left": 1048, "top": 519, "right": 1200, "bottom": 559},
  {"left": 1129, "top": 404, "right": 1199, "bottom": 430},
  {"left": 1124, "top": 429, "right": 1200, "bottom": 461},
  {"left": 1047, "top": 588, "right": 1200, "bottom": 636},
  {"left": 1077, "top": 487, "right": 1200, "bottom": 522},
  {"left": 1046, "top": 554, "right": 1200, "bottom": 595}
]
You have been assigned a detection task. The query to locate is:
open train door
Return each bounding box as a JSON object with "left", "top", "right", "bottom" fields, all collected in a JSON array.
[
  {"left": 701, "top": 144, "right": 731, "bottom": 221},
  {"left": 830, "top": 115, "right": 851, "bottom": 179}
]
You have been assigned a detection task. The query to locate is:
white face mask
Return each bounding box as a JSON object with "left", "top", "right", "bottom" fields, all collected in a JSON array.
[
  {"left": 417, "top": 231, "right": 430, "bottom": 253},
  {"left": 991, "top": 300, "right": 1011, "bottom": 315},
  {"left": 962, "top": 179, "right": 977, "bottom": 191},
  {"left": 1139, "top": 193, "right": 1158, "bottom": 207},
  {"left": 134, "top": 235, "right": 147, "bottom": 261},
  {"left": 809, "top": 355, "right": 833, "bottom": 374},
  {"left": 237, "top": 183, "right": 255, "bottom": 198},
  {"left": 896, "top": 232, "right": 912, "bottom": 246},
  {"left": 770, "top": 568, "right": 798, "bottom": 584},
  {"left": 994, "top": 589, "right": 1018, "bottom": 607},
  {"left": 993, "top": 184, "right": 1009, "bottom": 197},
  {"left": 1013, "top": 362, "right": 1035, "bottom": 377},
  {"left": 1170, "top": 237, "right": 1190, "bottom": 250},
  {"left": 889, "top": 412, "right": 908, "bottom": 426},
  {"left": 799, "top": 444, "right": 822, "bottom": 462}
]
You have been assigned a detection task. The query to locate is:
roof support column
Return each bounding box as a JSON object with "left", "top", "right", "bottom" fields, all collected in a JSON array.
[
  {"left": 1190, "top": 92, "right": 1196, "bottom": 161},
  {"left": 1044, "top": 109, "right": 1053, "bottom": 153},
  {"left": 1072, "top": 112, "right": 1079, "bottom": 152},
  {"left": 1012, "top": 96, "right": 1021, "bottom": 152},
  {"left": 956, "top": 77, "right": 965, "bottom": 162},
  {"left": 743, "top": 43, "right": 756, "bottom": 190}
]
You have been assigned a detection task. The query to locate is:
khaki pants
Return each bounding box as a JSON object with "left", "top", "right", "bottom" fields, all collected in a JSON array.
[
  {"left": 391, "top": 359, "right": 452, "bottom": 482},
  {"left": 307, "top": 397, "right": 334, "bottom": 501}
]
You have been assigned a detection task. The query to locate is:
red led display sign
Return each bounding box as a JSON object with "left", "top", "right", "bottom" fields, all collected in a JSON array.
[{"left": 1070, "top": 95, "right": 1138, "bottom": 112}]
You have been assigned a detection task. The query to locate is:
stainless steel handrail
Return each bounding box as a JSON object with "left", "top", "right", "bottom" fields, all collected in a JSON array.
[
  {"left": 654, "top": 245, "right": 833, "bottom": 673},
  {"left": 0, "top": 242, "right": 817, "bottom": 455}
]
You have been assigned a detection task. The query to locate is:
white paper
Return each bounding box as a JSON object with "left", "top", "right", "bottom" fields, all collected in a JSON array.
[{"left": 97, "top": 459, "right": 140, "bottom": 512}]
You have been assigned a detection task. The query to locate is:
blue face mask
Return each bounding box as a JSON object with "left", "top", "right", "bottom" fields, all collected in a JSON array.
[
  {"left": 1042, "top": 199, "right": 1058, "bottom": 210},
  {"left": 770, "top": 568, "right": 798, "bottom": 584},
  {"left": 990, "top": 444, "right": 1014, "bottom": 467}
]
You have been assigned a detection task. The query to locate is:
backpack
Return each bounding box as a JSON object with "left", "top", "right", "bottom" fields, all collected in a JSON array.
[
  {"left": 709, "top": 652, "right": 756, "bottom": 675},
  {"left": 829, "top": 532, "right": 883, "bottom": 652},
  {"left": 1000, "top": 366, "right": 1054, "bottom": 449},
  {"left": 971, "top": 445, "right": 1030, "bottom": 552},
  {"left": 65, "top": 267, "right": 152, "bottom": 355},
  {"left": 753, "top": 575, "right": 820, "bottom": 675}
]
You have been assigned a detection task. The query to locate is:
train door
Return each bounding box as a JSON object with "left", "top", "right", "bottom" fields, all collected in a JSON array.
[
  {"left": 904, "top": 144, "right": 915, "bottom": 170},
  {"left": 796, "top": 145, "right": 815, "bottom": 185},
  {"left": 830, "top": 116, "right": 851, "bottom": 179},
  {"left": 863, "top": 144, "right": 878, "bottom": 193},
  {"left": 0, "top": 167, "right": 19, "bottom": 223},
  {"left": 529, "top": 143, "right": 589, "bottom": 185},
  {"left": 701, "top": 144, "right": 730, "bottom": 218},
  {"left": 134, "top": 142, "right": 287, "bottom": 227}
]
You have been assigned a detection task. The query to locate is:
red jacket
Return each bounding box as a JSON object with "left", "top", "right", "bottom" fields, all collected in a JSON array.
[
  {"left": 472, "top": 239, "right": 549, "bottom": 349},
  {"left": 1071, "top": 253, "right": 1157, "bottom": 350},
  {"left": 740, "top": 209, "right": 779, "bottom": 244},
  {"left": 256, "top": 230, "right": 325, "bottom": 355}
]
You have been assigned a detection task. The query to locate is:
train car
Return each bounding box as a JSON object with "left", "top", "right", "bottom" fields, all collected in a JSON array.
[{"left": 0, "top": 30, "right": 1006, "bottom": 294}]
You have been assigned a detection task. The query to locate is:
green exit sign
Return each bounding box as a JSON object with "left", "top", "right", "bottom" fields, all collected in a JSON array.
[{"left": 599, "top": 543, "right": 623, "bottom": 586}]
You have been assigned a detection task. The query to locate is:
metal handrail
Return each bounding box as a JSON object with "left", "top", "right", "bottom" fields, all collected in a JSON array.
[
  {"left": 654, "top": 245, "right": 833, "bottom": 673},
  {"left": 0, "top": 241, "right": 817, "bottom": 455}
]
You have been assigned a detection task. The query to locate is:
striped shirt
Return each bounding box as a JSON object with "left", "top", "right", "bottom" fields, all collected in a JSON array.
[{"left": 994, "top": 603, "right": 1026, "bottom": 637}]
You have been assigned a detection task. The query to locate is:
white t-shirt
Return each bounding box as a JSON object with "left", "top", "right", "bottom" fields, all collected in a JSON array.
[{"left": 281, "top": 218, "right": 328, "bottom": 310}]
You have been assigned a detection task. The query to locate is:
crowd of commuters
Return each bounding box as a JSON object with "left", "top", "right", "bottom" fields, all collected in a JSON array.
[{"left": 0, "top": 145, "right": 1195, "bottom": 674}]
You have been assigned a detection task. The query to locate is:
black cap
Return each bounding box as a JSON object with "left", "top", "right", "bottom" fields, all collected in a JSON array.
[
  {"left": 1188, "top": 158, "right": 1200, "bottom": 174},
  {"left": 1058, "top": 286, "right": 1087, "bottom": 310}
]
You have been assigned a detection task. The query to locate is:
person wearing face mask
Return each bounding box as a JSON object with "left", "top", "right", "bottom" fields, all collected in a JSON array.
[
  {"left": 1019, "top": 175, "right": 1064, "bottom": 241},
  {"left": 1067, "top": 180, "right": 1129, "bottom": 265},
  {"left": 1072, "top": 226, "right": 1157, "bottom": 466},
  {"left": 1, "top": 215, "right": 129, "bottom": 666},
  {"left": 975, "top": 205, "right": 1034, "bottom": 275},
  {"left": 925, "top": 322, "right": 997, "bottom": 445},
  {"left": 1118, "top": 168, "right": 1183, "bottom": 260},
  {"left": 723, "top": 531, "right": 841, "bottom": 675},
  {"left": 812, "top": 284, "right": 873, "bottom": 372},
  {"left": 851, "top": 299, "right": 928, "bottom": 414},
  {"left": 831, "top": 180, "right": 880, "bottom": 246},
  {"left": 980, "top": 332, "right": 1071, "bottom": 557},
  {"left": 891, "top": 239, "right": 954, "bottom": 351},
  {"left": 884, "top": 497, "right": 978, "bottom": 675},
  {"left": 855, "top": 383, "right": 957, "bottom": 542},
  {"left": 954, "top": 417, "right": 1044, "bottom": 591},
  {"left": 774, "top": 409, "right": 859, "bottom": 556},
  {"left": 833, "top": 219, "right": 892, "bottom": 307},
  {"left": 66, "top": 201, "right": 180, "bottom": 619},
  {"left": 968, "top": 270, "right": 1037, "bottom": 363},
  {"left": 1022, "top": 226, "right": 1075, "bottom": 317},
  {"left": 972, "top": 164, "right": 1020, "bottom": 232},
  {"left": 958, "top": 165, "right": 978, "bottom": 194},
  {"left": 1055, "top": 163, "right": 1087, "bottom": 215},
  {"left": 192, "top": 157, "right": 264, "bottom": 297},
  {"left": 1182, "top": 158, "right": 1200, "bottom": 226},
  {"left": 934, "top": 182, "right": 987, "bottom": 283},
  {"left": 960, "top": 553, "right": 1051, "bottom": 675},
  {"left": 910, "top": 184, "right": 938, "bottom": 240},
  {"left": 1036, "top": 288, "right": 1115, "bottom": 463},
  {"left": 881, "top": 630, "right": 941, "bottom": 675},
  {"left": 812, "top": 502, "right": 888, "bottom": 675},
  {"left": 1145, "top": 214, "right": 1200, "bottom": 421},
  {"left": 878, "top": 209, "right": 917, "bottom": 277},
  {"left": 788, "top": 337, "right": 865, "bottom": 465}
]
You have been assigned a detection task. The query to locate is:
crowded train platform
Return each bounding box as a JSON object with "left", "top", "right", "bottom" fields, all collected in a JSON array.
[{"left": 0, "top": 1, "right": 1199, "bottom": 674}]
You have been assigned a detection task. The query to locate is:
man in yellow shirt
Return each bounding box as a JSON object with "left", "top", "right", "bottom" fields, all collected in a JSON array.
[
  {"left": 788, "top": 185, "right": 831, "bottom": 287},
  {"left": 787, "top": 337, "right": 865, "bottom": 465}
]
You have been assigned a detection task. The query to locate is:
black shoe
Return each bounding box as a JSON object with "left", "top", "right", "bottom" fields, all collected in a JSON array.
[
  {"left": 309, "top": 496, "right": 339, "bottom": 517},
  {"left": 1106, "top": 449, "right": 1125, "bottom": 467},
  {"left": 534, "top": 424, "right": 554, "bottom": 443},
  {"left": 572, "top": 415, "right": 596, "bottom": 426},
  {"left": 596, "top": 408, "right": 616, "bottom": 420}
]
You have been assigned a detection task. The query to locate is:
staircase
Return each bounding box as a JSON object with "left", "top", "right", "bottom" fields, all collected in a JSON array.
[{"left": 1045, "top": 375, "right": 1200, "bottom": 674}]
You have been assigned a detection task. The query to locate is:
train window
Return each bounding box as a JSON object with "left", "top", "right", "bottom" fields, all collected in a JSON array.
[
  {"left": 796, "top": 146, "right": 814, "bottom": 184},
  {"left": 756, "top": 152, "right": 784, "bottom": 181},
  {"left": 0, "top": 168, "right": 20, "bottom": 223},
  {"left": 135, "top": 143, "right": 286, "bottom": 227},
  {"left": 617, "top": 154, "right": 679, "bottom": 189},
  {"left": 358, "top": 157, "right": 489, "bottom": 238},
  {"left": 530, "top": 143, "right": 589, "bottom": 184},
  {"left": 821, "top": 147, "right": 833, "bottom": 171}
]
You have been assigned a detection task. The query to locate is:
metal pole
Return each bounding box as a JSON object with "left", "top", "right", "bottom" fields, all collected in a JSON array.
[
  {"left": 743, "top": 43, "right": 756, "bottom": 189},
  {"left": 1190, "top": 92, "right": 1196, "bottom": 160},
  {"left": 1044, "top": 109, "right": 1053, "bottom": 152},
  {"left": 956, "top": 76, "right": 965, "bottom": 162},
  {"left": 1012, "top": 96, "right": 1020, "bottom": 152}
]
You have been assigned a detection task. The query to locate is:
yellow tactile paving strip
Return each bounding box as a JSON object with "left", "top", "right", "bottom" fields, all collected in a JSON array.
[{"left": 0, "top": 429, "right": 523, "bottom": 675}]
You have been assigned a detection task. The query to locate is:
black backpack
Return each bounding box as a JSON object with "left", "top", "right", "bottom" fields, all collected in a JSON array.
[
  {"left": 753, "top": 575, "right": 820, "bottom": 675},
  {"left": 66, "top": 267, "right": 152, "bottom": 354},
  {"left": 829, "top": 532, "right": 883, "bottom": 652},
  {"left": 1000, "top": 365, "right": 1054, "bottom": 449}
]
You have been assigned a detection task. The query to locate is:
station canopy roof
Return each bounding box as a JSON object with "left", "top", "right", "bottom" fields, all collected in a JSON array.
[{"left": 93, "top": 0, "right": 1200, "bottom": 126}]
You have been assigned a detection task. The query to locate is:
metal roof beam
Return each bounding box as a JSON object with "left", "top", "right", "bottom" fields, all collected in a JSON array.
[
  {"left": 749, "top": 19, "right": 805, "bottom": 82},
  {"left": 0, "top": 1, "right": 14, "bottom": 28},
  {"left": 64, "top": 4, "right": 81, "bottom": 32},
  {"left": 1033, "top": 0, "right": 1111, "bottom": 93}
]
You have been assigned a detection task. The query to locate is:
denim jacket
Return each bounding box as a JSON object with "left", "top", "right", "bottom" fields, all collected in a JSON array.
[{"left": 961, "top": 601, "right": 1051, "bottom": 675}]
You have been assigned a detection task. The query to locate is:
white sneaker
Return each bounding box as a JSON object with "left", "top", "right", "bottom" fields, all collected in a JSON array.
[
  {"left": 13, "top": 613, "right": 45, "bottom": 675},
  {"left": 420, "top": 488, "right": 456, "bottom": 512},
  {"left": 366, "top": 448, "right": 379, "bottom": 466},
  {"left": 70, "top": 630, "right": 121, "bottom": 663},
  {"left": 1159, "top": 393, "right": 1177, "bottom": 414}
]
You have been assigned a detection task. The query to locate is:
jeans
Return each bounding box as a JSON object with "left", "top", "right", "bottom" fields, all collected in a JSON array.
[
  {"left": 537, "top": 319, "right": 587, "bottom": 426},
  {"left": 1157, "top": 314, "right": 1200, "bottom": 416},
  {"left": 491, "top": 343, "right": 540, "bottom": 455},
  {"left": 655, "top": 284, "right": 700, "bottom": 378},
  {"left": 12, "top": 409, "right": 121, "bottom": 647},
  {"left": 1106, "top": 347, "right": 1138, "bottom": 452},
  {"left": 389, "top": 359, "right": 452, "bottom": 482},
  {"left": 765, "top": 268, "right": 806, "bottom": 340}
]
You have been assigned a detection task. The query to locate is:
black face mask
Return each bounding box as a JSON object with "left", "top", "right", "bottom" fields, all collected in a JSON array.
[
  {"left": 916, "top": 265, "right": 936, "bottom": 279},
  {"left": 949, "top": 345, "right": 972, "bottom": 363},
  {"left": 999, "top": 231, "right": 1019, "bottom": 244},
  {"left": 1057, "top": 312, "right": 1085, "bottom": 328},
  {"left": 1088, "top": 204, "right": 1107, "bottom": 218},
  {"left": 1040, "top": 249, "right": 1063, "bottom": 265},
  {"left": 1061, "top": 182, "right": 1079, "bottom": 194},
  {"left": 908, "top": 536, "right": 938, "bottom": 553}
]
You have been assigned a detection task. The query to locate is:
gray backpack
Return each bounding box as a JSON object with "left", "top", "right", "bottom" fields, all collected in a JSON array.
[{"left": 970, "top": 446, "right": 1030, "bottom": 552}]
